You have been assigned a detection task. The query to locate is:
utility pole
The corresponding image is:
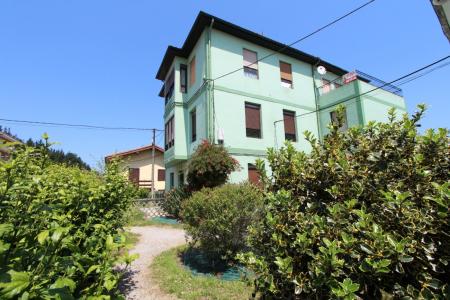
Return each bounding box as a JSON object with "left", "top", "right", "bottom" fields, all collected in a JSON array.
[{"left": 151, "top": 128, "right": 156, "bottom": 199}]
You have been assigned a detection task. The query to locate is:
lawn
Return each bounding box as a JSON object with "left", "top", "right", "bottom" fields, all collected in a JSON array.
[{"left": 151, "top": 246, "right": 254, "bottom": 300}]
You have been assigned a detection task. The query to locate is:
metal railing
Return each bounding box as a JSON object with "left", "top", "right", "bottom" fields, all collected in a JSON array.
[{"left": 317, "top": 70, "right": 403, "bottom": 97}]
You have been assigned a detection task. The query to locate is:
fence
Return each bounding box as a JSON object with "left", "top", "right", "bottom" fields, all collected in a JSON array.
[{"left": 132, "top": 191, "right": 167, "bottom": 218}]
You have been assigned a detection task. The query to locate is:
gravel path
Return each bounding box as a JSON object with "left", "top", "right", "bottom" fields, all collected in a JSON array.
[{"left": 120, "top": 226, "right": 186, "bottom": 300}]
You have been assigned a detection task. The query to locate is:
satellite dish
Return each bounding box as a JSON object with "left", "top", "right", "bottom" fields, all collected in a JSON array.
[{"left": 317, "top": 65, "right": 327, "bottom": 75}]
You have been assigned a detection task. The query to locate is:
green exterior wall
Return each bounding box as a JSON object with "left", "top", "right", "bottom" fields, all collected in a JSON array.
[{"left": 161, "top": 28, "right": 407, "bottom": 189}]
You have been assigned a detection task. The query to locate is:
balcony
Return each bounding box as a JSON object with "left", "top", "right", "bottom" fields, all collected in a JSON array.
[{"left": 317, "top": 70, "right": 403, "bottom": 110}]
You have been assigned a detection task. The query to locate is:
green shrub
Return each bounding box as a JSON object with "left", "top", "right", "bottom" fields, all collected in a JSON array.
[
  {"left": 239, "top": 106, "right": 450, "bottom": 299},
  {"left": 134, "top": 187, "right": 150, "bottom": 199},
  {"left": 187, "top": 140, "right": 240, "bottom": 191},
  {"left": 0, "top": 140, "right": 135, "bottom": 298},
  {"left": 181, "top": 183, "right": 263, "bottom": 261},
  {"left": 161, "top": 186, "right": 191, "bottom": 219}
]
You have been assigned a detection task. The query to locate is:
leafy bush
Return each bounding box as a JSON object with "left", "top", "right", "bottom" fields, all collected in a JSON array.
[
  {"left": 161, "top": 186, "right": 191, "bottom": 219},
  {"left": 181, "top": 183, "right": 263, "bottom": 261},
  {"left": 187, "top": 140, "right": 240, "bottom": 191},
  {"left": 0, "top": 140, "right": 135, "bottom": 298},
  {"left": 134, "top": 187, "right": 150, "bottom": 199},
  {"left": 239, "top": 106, "right": 450, "bottom": 299}
]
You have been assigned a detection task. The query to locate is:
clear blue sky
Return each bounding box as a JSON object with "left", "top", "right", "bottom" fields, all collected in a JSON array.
[{"left": 1, "top": 0, "right": 449, "bottom": 168}]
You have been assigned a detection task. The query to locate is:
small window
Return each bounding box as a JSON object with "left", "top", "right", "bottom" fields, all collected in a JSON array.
[
  {"left": 245, "top": 102, "right": 261, "bottom": 138},
  {"left": 165, "top": 116, "right": 175, "bottom": 150},
  {"left": 322, "top": 78, "right": 331, "bottom": 94},
  {"left": 330, "top": 109, "right": 348, "bottom": 131},
  {"left": 180, "top": 64, "right": 187, "bottom": 93},
  {"left": 283, "top": 110, "right": 296, "bottom": 142},
  {"left": 178, "top": 172, "right": 184, "bottom": 187},
  {"left": 280, "top": 61, "right": 293, "bottom": 88},
  {"left": 243, "top": 49, "right": 259, "bottom": 79},
  {"left": 164, "top": 69, "right": 175, "bottom": 103},
  {"left": 157, "top": 169, "right": 165, "bottom": 181},
  {"left": 190, "top": 109, "right": 197, "bottom": 142},
  {"left": 169, "top": 172, "right": 174, "bottom": 189},
  {"left": 189, "top": 56, "right": 196, "bottom": 87},
  {"left": 248, "top": 164, "right": 260, "bottom": 186}
]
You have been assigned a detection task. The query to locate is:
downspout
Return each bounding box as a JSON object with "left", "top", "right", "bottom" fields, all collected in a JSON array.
[
  {"left": 205, "top": 18, "right": 214, "bottom": 143},
  {"left": 311, "top": 59, "right": 322, "bottom": 141}
]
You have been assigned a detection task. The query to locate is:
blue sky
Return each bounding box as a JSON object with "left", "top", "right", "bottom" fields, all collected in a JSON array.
[{"left": 1, "top": 0, "right": 449, "bottom": 168}]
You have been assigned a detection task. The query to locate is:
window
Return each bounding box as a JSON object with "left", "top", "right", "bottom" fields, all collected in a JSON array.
[
  {"left": 283, "top": 110, "right": 296, "bottom": 141},
  {"left": 157, "top": 169, "right": 165, "bottom": 181},
  {"left": 243, "top": 49, "right": 258, "bottom": 79},
  {"left": 280, "top": 61, "right": 293, "bottom": 88},
  {"left": 128, "top": 168, "right": 140, "bottom": 186},
  {"left": 245, "top": 102, "right": 261, "bottom": 138},
  {"left": 178, "top": 172, "right": 184, "bottom": 187},
  {"left": 330, "top": 109, "right": 348, "bottom": 131},
  {"left": 180, "top": 64, "right": 187, "bottom": 93},
  {"left": 164, "top": 69, "right": 175, "bottom": 104},
  {"left": 164, "top": 116, "right": 175, "bottom": 150},
  {"left": 248, "top": 164, "right": 260, "bottom": 186},
  {"left": 190, "top": 109, "right": 197, "bottom": 142},
  {"left": 189, "top": 56, "right": 196, "bottom": 87},
  {"left": 169, "top": 172, "right": 174, "bottom": 189},
  {"left": 322, "top": 78, "right": 332, "bottom": 94}
]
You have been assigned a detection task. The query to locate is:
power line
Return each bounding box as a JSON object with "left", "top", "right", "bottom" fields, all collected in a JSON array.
[
  {"left": 212, "top": 0, "right": 376, "bottom": 82},
  {"left": 273, "top": 55, "right": 450, "bottom": 125},
  {"left": 0, "top": 118, "right": 163, "bottom": 132}
]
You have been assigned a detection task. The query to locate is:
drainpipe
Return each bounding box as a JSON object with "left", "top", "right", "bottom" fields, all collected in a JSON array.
[
  {"left": 311, "top": 59, "right": 322, "bottom": 141},
  {"left": 205, "top": 18, "right": 214, "bottom": 143}
]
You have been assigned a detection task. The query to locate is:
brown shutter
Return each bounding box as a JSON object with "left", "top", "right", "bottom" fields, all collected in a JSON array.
[
  {"left": 164, "top": 69, "right": 174, "bottom": 96},
  {"left": 171, "top": 117, "right": 175, "bottom": 144},
  {"left": 157, "top": 169, "right": 165, "bottom": 181},
  {"left": 243, "top": 49, "right": 258, "bottom": 70},
  {"left": 189, "top": 56, "right": 196, "bottom": 86},
  {"left": 128, "top": 168, "right": 140, "bottom": 186},
  {"left": 248, "top": 164, "right": 260, "bottom": 186},
  {"left": 245, "top": 103, "right": 260, "bottom": 130},
  {"left": 280, "top": 61, "right": 292, "bottom": 81},
  {"left": 283, "top": 110, "right": 296, "bottom": 135},
  {"left": 180, "top": 64, "right": 187, "bottom": 93}
]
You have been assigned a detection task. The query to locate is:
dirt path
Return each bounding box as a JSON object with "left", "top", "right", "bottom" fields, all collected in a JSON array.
[{"left": 120, "top": 226, "right": 186, "bottom": 300}]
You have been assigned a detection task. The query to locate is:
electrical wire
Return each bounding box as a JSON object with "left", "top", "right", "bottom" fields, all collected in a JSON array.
[
  {"left": 0, "top": 118, "right": 163, "bottom": 132},
  {"left": 211, "top": 0, "right": 376, "bottom": 82}
]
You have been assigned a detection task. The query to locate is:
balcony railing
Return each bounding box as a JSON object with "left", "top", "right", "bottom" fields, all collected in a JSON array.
[{"left": 317, "top": 70, "right": 402, "bottom": 97}]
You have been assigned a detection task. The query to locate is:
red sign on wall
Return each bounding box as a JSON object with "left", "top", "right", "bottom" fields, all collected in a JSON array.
[{"left": 343, "top": 71, "right": 357, "bottom": 84}]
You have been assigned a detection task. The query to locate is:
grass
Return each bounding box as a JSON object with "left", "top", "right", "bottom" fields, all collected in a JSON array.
[
  {"left": 125, "top": 206, "right": 183, "bottom": 229},
  {"left": 151, "top": 246, "right": 254, "bottom": 300}
]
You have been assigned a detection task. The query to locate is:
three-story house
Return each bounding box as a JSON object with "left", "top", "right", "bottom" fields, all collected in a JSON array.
[{"left": 156, "top": 11, "right": 407, "bottom": 189}]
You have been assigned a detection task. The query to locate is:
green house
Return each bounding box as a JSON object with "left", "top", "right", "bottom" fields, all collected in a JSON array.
[{"left": 156, "top": 11, "right": 407, "bottom": 189}]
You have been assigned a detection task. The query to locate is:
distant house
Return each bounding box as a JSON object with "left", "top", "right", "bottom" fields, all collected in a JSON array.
[
  {"left": 105, "top": 144, "right": 165, "bottom": 191},
  {"left": 0, "top": 132, "right": 21, "bottom": 160}
]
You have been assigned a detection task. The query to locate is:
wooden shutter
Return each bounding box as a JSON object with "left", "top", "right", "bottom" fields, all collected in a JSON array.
[
  {"left": 280, "top": 61, "right": 292, "bottom": 82},
  {"left": 245, "top": 103, "right": 260, "bottom": 129},
  {"left": 248, "top": 164, "right": 260, "bottom": 185},
  {"left": 157, "top": 169, "right": 165, "bottom": 181},
  {"left": 283, "top": 110, "right": 296, "bottom": 141},
  {"left": 164, "top": 69, "right": 174, "bottom": 97},
  {"left": 243, "top": 49, "right": 258, "bottom": 70},
  {"left": 171, "top": 117, "right": 175, "bottom": 145},
  {"left": 128, "top": 168, "right": 140, "bottom": 186},
  {"left": 189, "top": 57, "right": 196, "bottom": 86}
]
